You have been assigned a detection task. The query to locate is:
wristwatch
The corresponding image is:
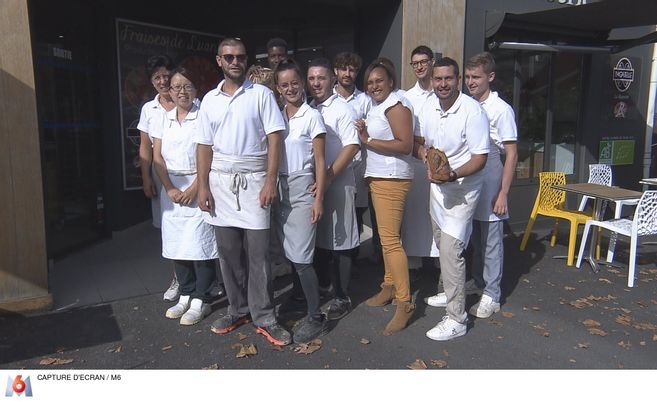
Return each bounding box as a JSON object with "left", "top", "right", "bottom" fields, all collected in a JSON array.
[{"left": 448, "top": 170, "right": 458, "bottom": 182}]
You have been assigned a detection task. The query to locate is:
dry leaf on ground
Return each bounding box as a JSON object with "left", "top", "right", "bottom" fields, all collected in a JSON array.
[
  {"left": 443, "top": 349, "right": 449, "bottom": 357},
  {"left": 271, "top": 345, "right": 284, "bottom": 352},
  {"left": 598, "top": 278, "right": 612, "bottom": 284},
  {"left": 39, "top": 357, "right": 74, "bottom": 366},
  {"left": 294, "top": 339, "right": 322, "bottom": 355},
  {"left": 531, "top": 306, "right": 541, "bottom": 311},
  {"left": 569, "top": 359, "right": 576, "bottom": 363},
  {"left": 161, "top": 345, "right": 173, "bottom": 351},
  {"left": 577, "top": 342, "right": 590, "bottom": 349},
  {"left": 582, "top": 319, "right": 601, "bottom": 328},
  {"left": 107, "top": 345, "right": 122, "bottom": 353},
  {"left": 620, "top": 308, "right": 632, "bottom": 314},
  {"left": 431, "top": 359, "right": 448, "bottom": 368},
  {"left": 501, "top": 312, "right": 515, "bottom": 318},
  {"left": 202, "top": 363, "right": 219, "bottom": 370},
  {"left": 618, "top": 340, "right": 631, "bottom": 349},
  {"left": 588, "top": 328, "right": 607, "bottom": 336},
  {"left": 359, "top": 338, "right": 371, "bottom": 345},
  {"left": 236, "top": 344, "right": 257, "bottom": 358},
  {"left": 564, "top": 286, "right": 576, "bottom": 291},
  {"left": 633, "top": 322, "right": 657, "bottom": 331},
  {"left": 489, "top": 319, "right": 503, "bottom": 327},
  {"left": 570, "top": 298, "right": 594, "bottom": 309},
  {"left": 636, "top": 301, "right": 648, "bottom": 308},
  {"left": 237, "top": 333, "right": 248, "bottom": 340},
  {"left": 407, "top": 359, "right": 427, "bottom": 370},
  {"left": 542, "top": 332, "right": 550, "bottom": 337},
  {"left": 615, "top": 315, "right": 633, "bottom": 326},
  {"left": 640, "top": 341, "right": 646, "bottom": 346}
]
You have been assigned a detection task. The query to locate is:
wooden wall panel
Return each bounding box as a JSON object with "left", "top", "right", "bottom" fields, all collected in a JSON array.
[
  {"left": 401, "top": 0, "right": 466, "bottom": 89},
  {"left": 0, "top": 0, "right": 50, "bottom": 310}
]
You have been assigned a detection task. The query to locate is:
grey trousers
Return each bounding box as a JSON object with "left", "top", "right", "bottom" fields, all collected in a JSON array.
[
  {"left": 431, "top": 219, "right": 467, "bottom": 324},
  {"left": 216, "top": 227, "right": 276, "bottom": 327},
  {"left": 471, "top": 220, "right": 504, "bottom": 303}
]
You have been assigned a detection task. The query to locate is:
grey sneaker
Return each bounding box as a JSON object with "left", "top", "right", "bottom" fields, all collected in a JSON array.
[
  {"left": 256, "top": 323, "right": 292, "bottom": 346},
  {"left": 293, "top": 314, "right": 329, "bottom": 344},
  {"left": 210, "top": 314, "right": 251, "bottom": 334},
  {"left": 163, "top": 276, "right": 180, "bottom": 301},
  {"left": 325, "top": 297, "right": 352, "bottom": 321}
]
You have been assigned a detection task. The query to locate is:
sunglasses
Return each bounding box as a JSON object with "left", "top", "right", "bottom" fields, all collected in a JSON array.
[{"left": 219, "top": 54, "right": 247, "bottom": 64}]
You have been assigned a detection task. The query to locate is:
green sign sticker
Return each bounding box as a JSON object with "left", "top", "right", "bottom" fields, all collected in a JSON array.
[{"left": 599, "top": 139, "right": 635, "bottom": 165}]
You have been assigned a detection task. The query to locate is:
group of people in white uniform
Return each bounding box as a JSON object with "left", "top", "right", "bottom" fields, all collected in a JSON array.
[{"left": 137, "top": 36, "right": 517, "bottom": 345}]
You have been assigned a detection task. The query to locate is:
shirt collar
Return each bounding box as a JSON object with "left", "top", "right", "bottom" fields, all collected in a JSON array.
[
  {"left": 311, "top": 93, "right": 338, "bottom": 108},
  {"left": 286, "top": 102, "right": 312, "bottom": 121},
  {"left": 480, "top": 90, "right": 498, "bottom": 106},
  {"left": 413, "top": 80, "right": 433, "bottom": 96},
  {"left": 436, "top": 91, "right": 463, "bottom": 115},
  {"left": 215, "top": 78, "right": 254, "bottom": 97},
  {"left": 333, "top": 85, "right": 362, "bottom": 102},
  {"left": 166, "top": 102, "right": 200, "bottom": 121}
]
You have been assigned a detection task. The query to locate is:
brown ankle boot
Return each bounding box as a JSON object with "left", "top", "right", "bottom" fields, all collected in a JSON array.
[
  {"left": 383, "top": 300, "right": 415, "bottom": 335},
  {"left": 365, "top": 283, "right": 395, "bottom": 307}
]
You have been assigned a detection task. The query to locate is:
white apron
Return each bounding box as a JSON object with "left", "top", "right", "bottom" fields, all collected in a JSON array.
[
  {"left": 206, "top": 153, "right": 270, "bottom": 230},
  {"left": 430, "top": 171, "right": 483, "bottom": 246},
  {"left": 316, "top": 167, "right": 360, "bottom": 251},
  {"left": 274, "top": 168, "right": 316, "bottom": 264},
  {"left": 160, "top": 173, "right": 219, "bottom": 260},
  {"left": 401, "top": 158, "right": 439, "bottom": 257},
  {"left": 473, "top": 147, "right": 507, "bottom": 222}
]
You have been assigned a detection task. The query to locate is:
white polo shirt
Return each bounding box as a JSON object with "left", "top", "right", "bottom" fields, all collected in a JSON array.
[
  {"left": 364, "top": 92, "right": 414, "bottom": 179},
  {"left": 152, "top": 102, "right": 200, "bottom": 175},
  {"left": 310, "top": 94, "right": 360, "bottom": 180},
  {"left": 404, "top": 81, "right": 434, "bottom": 120},
  {"left": 194, "top": 79, "right": 285, "bottom": 161},
  {"left": 480, "top": 91, "right": 517, "bottom": 155},
  {"left": 137, "top": 94, "right": 167, "bottom": 142},
  {"left": 280, "top": 103, "right": 326, "bottom": 175},
  {"left": 333, "top": 86, "right": 371, "bottom": 119},
  {"left": 417, "top": 92, "right": 490, "bottom": 170}
]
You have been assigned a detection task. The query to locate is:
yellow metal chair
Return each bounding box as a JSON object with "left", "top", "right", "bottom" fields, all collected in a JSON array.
[{"left": 519, "top": 172, "right": 591, "bottom": 266}]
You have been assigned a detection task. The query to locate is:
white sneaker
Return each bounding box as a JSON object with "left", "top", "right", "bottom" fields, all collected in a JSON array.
[
  {"left": 163, "top": 276, "right": 180, "bottom": 301},
  {"left": 469, "top": 294, "right": 500, "bottom": 318},
  {"left": 426, "top": 315, "right": 467, "bottom": 341},
  {"left": 180, "top": 298, "right": 211, "bottom": 325},
  {"left": 424, "top": 279, "right": 481, "bottom": 307},
  {"left": 165, "top": 295, "right": 190, "bottom": 319}
]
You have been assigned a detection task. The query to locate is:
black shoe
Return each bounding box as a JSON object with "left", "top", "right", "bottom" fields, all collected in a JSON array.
[
  {"left": 209, "top": 283, "right": 226, "bottom": 300},
  {"left": 293, "top": 314, "right": 329, "bottom": 344},
  {"left": 325, "top": 297, "right": 352, "bottom": 321},
  {"left": 256, "top": 323, "right": 292, "bottom": 346}
]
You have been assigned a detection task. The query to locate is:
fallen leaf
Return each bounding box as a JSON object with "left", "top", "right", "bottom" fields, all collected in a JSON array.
[
  {"left": 582, "top": 319, "right": 601, "bottom": 328},
  {"left": 564, "top": 286, "right": 576, "bottom": 291},
  {"left": 598, "top": 278, "right": 612, "bottom": 284},
  {"left": 608, "top": 269, "right": 621, "bottom": 274},
  {"left": 331, "top": 348, "right": 338, "bottom": 353},
  {"left": 359, "top": 338, "right": 371, "bottom": 345},
  {"left": 294, "top": 339, "right": 322, "bottom": 355},
  {"left": 615, "top": 315, "right": 633, "bottom": 326},
  {"left": 231, "top": 343, "right": 243, "bottom": 349},
  {"left": 618, "top": 340, "right": 631, "bottom": 349},
  {"left": 501, "top": 312, "right": 515, "bottom": 318},
  {"left": 236, "top": 344, "right": 257, "bottom": 358},
  {"left": 39, "top": 357, "right": 73, "bottom": 366},
  {"left": 531, "top": 306, "right": 541, "bottom": 311},
  {"left": 653, "top": 334, "right": 657, "bottom": 341},
  {"left": 407, "top": 359, "right": 427, "bottom": 370},
  {"left": 489, "top": 319, "right": 503, "bottom": 327},
  {"left": 570, "top": 298, "right": 594, "bottom": 309},
  {"left": 522, "top": 279, "right": 530, "bottom": 283},
  {"left": 271, "top": 345, "right": 284, "bottom": 352},
  {"left": 588, "top": 328, "right": 607, "bottom": 337},
  {"left": 636, "top": 301, "right": 648, "bottom": 308},
  {"left": 237, "top": 333, "right": 248, "bottom": 340},
  {"left": 542, "top": 332, "right": 550, "bottom": 337},
  {"left": 184, "top": 342, "right": 190, "bottom": 347},
  {"left": 202, "top": 363, "right": 219, "bottom": 370},
  {"left": 569, "top": 359, "right": 576, "bottom": 363},
  {"left": 161, "top": 345, "right": 173, "bottom": 351},
  {"left": 577, "top": 342, "right": 591, "bottom": 349},
  {"left": 497, "top": 336, "right": 504, "bottom": 339},
  {"left": 442, "top": 349, "right": 449, "bottom": 357},
  {"left": 640, "top": 341, "right": 646, "bottom": 346},
  {"left": 620, "top": 308, "right": 632, "bottom": 314},
  {"left": 107, "top": 345, "right": 122, "bottom": 353},
  {"left": 430, "top": 359, "right": 448, "bottom": 368}
]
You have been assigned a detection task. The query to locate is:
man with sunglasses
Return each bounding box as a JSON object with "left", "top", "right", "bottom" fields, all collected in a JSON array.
[{"left": 194, "top": 38, "right": 292, "bottom": 346}]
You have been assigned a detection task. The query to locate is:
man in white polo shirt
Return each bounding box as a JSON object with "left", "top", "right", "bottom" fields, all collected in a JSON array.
[
  {"left": 194, "top": 38, "right": 291, "bottom": 346},
  {"left": 465, "top": 52, "right": 518, "bottom": 318},
  {"left": 416, "top": 57, "right": 489, "bottom": 341},
  {"left": 308, "top": 58, "right": 360, "bottom": 321}
]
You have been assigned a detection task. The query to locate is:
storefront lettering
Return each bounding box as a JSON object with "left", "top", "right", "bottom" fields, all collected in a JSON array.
[
  {"left": 52, "top": 47, "right": 72, "bottom": 60},
  {"left": 547, "top": 0, "right": 587, "bottom": 4},
  {"left": 613, "top": 58, "right": 634, "bottom": 92}
]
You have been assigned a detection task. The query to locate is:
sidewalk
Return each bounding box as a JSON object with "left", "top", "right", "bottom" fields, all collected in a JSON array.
[{"left": 1, "top": 222, "right": 656, "bottom": 369}]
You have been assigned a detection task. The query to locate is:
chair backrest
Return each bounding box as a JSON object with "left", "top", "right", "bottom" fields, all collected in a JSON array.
[
  {"left": 537, "top": 172, "right": 566, "bottom": 212},
  {"left": 634, "top": 191, "right": 657, "bottom": 236},
  {"left": 588, "top": 164, "right": 612, "bottom": 186}
]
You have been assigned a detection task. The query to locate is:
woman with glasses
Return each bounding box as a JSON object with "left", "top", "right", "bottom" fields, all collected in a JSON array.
[
  {"left": 152, "top": 66, "right": 219, "bottom": 326},
  {"left": 137, "top": 55, "right": 181, "bottom": 302},
  {"left": 355, "top": 58, "right": 415, "bottom": 335},
  {"left": 272, "top": 61, "right": 329, "bottom": 343}
]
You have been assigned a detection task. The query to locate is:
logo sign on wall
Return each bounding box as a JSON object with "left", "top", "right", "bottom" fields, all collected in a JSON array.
[{"left": 613, "top": 57, "right": 634, "bottom": 93}]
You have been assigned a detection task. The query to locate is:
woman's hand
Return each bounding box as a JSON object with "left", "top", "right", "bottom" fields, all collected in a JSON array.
[
  {"left": 355, "top": 119, "right": 369, "bottom": 144},
  {"left": 142, "top": 176, "right": 157, "bottom": 199},
  {"left": 167, "top": 187, "right": 183, "bottom": 203},
  {"left": 179, "top": 181, "right": 198, "bottom": 206},
  {"left": 310, "top": 197, "right": 323, "bottom": 224}
]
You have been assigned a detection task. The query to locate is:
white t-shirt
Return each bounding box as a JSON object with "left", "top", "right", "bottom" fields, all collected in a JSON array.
[
  {"left": 417, "top": 92, "right": 490, "bottom": 170},
  {"left": 364, "top": 92, "right": 414, "bottom": 179},
  {"left": 404, "top": 81, "right": 434, "bottom": 120},
  {"left": 137, "top": 94, "right": 167, "bottom": 142},
  {"left": 310, "top": 94, "right": 360, "bottom": 180},
  {"left": 334, "top": 86, "right": 371, "bottom": 119},
  {"left": 194, "top": 79, "right": 285, "bottom": 160},
  {"left": 152, "top": 102, "right": 201, "bottom": 175},
  {"left": 480, "top": 91, "right": 518, "bottom": 156},
  {"left": 280, "top": 103, "right": 326, "bottom": 175}
]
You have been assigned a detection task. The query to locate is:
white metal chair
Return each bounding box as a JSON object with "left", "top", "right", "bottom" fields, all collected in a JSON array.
[
  {"left": 578, "top": 164, "right": 640, "bottom": 261},
  {"left": 576, "top": 190, "right": 657, "bottom": 287}
]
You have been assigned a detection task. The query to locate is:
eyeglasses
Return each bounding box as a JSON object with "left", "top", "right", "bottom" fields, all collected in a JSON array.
[
  {"left": 410, "top": 59, "right": 432, "bottom": 69},
  {"left": 170, "top": 84, "right": 195, "bottom": 93},
  {"left": 219, "top": 54, "right": 247, "bottom": 64}
]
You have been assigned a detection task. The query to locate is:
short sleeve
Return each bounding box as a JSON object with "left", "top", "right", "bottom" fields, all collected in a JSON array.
[
  {"left": 150, "top": 113, "right": 166, "bottom": 139},
  {"left": 465, "top": 105, "right": 490, "bottom": 155},
  {"left": 337, "top": 103, "right": 360, "bottom": 146},
  {"left": 496, "top": 105, "right": 518, "bottom": 142},
  {"left": 136, "top": 103, "right": 149, "bottom": 133},
  {"left": 260, "top": 89, "right": 286, "bottom": 135},
  {"left": 308, "top": 109, "right": 327, "bottom": 139},
  {"left": 193, "top": 98, "right": 215, "bottom": 145}
]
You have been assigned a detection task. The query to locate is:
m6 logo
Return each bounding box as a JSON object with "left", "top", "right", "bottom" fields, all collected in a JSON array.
[{"left": 5, "top": 375, "right": 33, "bottom": 397}]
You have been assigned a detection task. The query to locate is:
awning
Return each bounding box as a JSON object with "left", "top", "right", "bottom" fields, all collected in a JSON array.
[{"left": 487, "top": 0, "right": 657, "bottom": 53}]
